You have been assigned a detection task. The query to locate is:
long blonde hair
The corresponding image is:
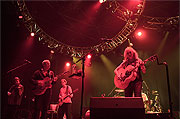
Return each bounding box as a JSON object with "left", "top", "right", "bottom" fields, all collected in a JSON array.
[{"left": 124, "top": 47, "right": 139, "bottom": 61}]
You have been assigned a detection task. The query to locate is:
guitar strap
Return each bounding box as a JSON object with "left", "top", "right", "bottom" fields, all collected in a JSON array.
[
  {"left": 39, "top": 69, "right": 51, "bottom": 79},
  {"left": 66, "top": 85, "right": 69, "bottom": 95}
]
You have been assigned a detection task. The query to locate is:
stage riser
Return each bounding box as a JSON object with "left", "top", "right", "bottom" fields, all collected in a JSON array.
[
  {"left": 145, "top": 113, "right": 171, "bottom": 119},
  {"left": 90, "top": 97, "right": 145, "bottom": 119},
  {"left": 90, "top": 108, "right": 145, "bottom": 119}
]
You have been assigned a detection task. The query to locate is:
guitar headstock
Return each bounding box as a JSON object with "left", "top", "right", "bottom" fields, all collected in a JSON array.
[
  {"left": 144, "top": 54, "right": 158, "bottom": 63},
  {"left": 57, "top": 71, "right": 70, "bottom": 78},
  {"left": 73, "top": 88, "right": 79, "bottom": 93}
]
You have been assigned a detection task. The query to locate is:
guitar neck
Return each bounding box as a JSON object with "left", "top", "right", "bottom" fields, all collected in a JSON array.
[
  {"left": 62, "top": 89, "right": 78, "bottom": 100},
  {"left": 63, "top": 92, "right": 73, "bottom": 100}
]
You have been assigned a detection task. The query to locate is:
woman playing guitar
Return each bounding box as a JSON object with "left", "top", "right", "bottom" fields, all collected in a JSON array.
[{"left": 114, "top": 47, "right": 146, "bottom": 97}]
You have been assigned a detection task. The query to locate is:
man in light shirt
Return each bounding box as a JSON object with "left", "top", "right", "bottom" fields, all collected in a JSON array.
[{"left": 58, "top": 79, "right": 73, "bottom": 119}]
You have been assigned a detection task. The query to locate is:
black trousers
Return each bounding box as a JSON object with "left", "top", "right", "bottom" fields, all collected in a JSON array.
[
  {"left": 58, "top": 103, "right": 72, "bottom": 119},
  {"left": 33, "top": 89, "right": 51, "bottom": 119},
  {"left": 125, "top": 80, "right": 142, "bottom": 97}
]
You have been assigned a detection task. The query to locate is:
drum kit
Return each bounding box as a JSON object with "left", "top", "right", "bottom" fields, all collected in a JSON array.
[
  {"left": 142, "top": 90, "right": 162, "bottom": 113},
  {"left": 114, "top": 87, "right": 162, "bottom": 113}
]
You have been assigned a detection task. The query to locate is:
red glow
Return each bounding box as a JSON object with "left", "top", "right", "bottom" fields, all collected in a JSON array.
[
  {"left": 31, "top": 32, "right": 35, "bottom": 37},
  {"left": 50, "top": 50, "right": 54, "bottom": 54},
  {"left": 99, "top": 0, "right": 104, "bottom": 3},
  {"left": 137, "top": 32, "right": 142, "bottom": 36},
  {"left": 134, "top": 29, "right": 146, "bottom": 40},
  {"left": 19, "top": 15, "right": 23, "bottom": 19},
  {"left": 87, "top": 54, "right": 92, "bottom": 59},
  {"left": 66, "top": 62, "right": 71, "bottom": 67}
]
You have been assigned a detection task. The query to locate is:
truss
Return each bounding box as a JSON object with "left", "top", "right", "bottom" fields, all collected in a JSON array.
[{"left": 16, "top": 0, "right": 145, "bottom": 57}]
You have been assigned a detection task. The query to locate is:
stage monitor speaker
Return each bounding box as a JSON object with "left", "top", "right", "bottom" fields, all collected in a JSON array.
[{"left": 90, "top": 97, "right": 145, "bottom": 119}]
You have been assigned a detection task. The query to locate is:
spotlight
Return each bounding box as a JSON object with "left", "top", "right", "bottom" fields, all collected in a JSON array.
[
  {"left": 66, "top": 62, "right": 71, "bottom": 67},
  {"left": 18, "top": 15, "right": 23, "bottom": 19},
  {"left": 99, "top": 0, "right": 106, "bottom": 4},
  {"left": 50, "top": 50, "right": 54, "bottom": 54},
  {"left": 87, "top": 54, "right": 92, "bottom": 59},
  {"left": 137, "top": 31, "right": 142, "bottom": 36},
  {"left": 31, "top": 32, "right": 35, "bottom": 37},
  {"left": 134, "top": 29, "right": 146, "bottom": 40}
]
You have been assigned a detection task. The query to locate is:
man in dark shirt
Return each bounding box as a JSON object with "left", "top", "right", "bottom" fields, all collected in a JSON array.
[
  {"left": 7, "top": 76, "right": 24, "bottom": 119},
  {"left": 32, "top": 60, "right": 57, "bottom": 119}
]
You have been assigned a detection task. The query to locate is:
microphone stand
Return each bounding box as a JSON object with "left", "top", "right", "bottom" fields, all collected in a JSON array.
[
  {"left": 75, "top": 55, "right": 87, "bottom": 119},
  {"left": 7, "top": 62, "right": 30, "bottom": 74},
  {"left": 155, "top": 55, "right": 173, "bottom": 118},
  {"left": 75, "top": 49, "right": 96, "bottom": 119},
  {"left": 107, "top": 86, "right": 116, "bottom": 97}
]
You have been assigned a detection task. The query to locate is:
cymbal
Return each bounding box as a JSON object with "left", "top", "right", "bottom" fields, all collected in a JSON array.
[
  {"left": 152, "top": 90, "right": 158, "bottom": 94},
  {"left": 153, "top": 94, "right": 159, "bottom": 96},
  {"left": 115, "top": 89, "right": 124, "bottom": 93}
]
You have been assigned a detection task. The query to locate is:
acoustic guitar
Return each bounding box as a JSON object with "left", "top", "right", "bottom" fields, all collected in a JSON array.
[
  {"left": 114, "top": 55, "right": 157, "bottom": 89},
  {"left": 32, "top": 71, "right": 69, "bottom": 95}
]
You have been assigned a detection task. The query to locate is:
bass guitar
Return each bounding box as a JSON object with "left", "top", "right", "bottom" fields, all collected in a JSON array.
[
  {"left": 58, "top": 88, "right": 78, "bottom": 107},
  {"left": 114, "top": 55, "right": 157, "bottom": 89},
  {"left": 32, "top": 71, "right": 69, "bottom": 95}
]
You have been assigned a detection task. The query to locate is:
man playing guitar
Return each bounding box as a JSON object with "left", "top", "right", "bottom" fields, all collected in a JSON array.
[
  {"left": 32, "top": 60, "right": 57, "bottom": 119},
  {"left": 58, "top": 79, "right": 73, "bottom": 119},
  {"left": 114, "top": 47, "right": 146, "bottom": 97}
]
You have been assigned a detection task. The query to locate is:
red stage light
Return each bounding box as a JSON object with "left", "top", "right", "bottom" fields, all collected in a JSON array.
[
  {"left": 87, "top": 54, "right": 92, "bottom": 59},
  {"left": 99, "top": 0, "right": 106, "bottom": 3},
  {"left": 31, "top": 32, "right": 35, "bottom": 37},
  {"left": 137, "top": 31, "right": 142, "bottom": 36},
  {"left": 66, "top": 62, "right": 70, "bottom": 67},
  {"left": 50, "top": 50, "right": 54, "bottom": 54},
  {"left": 19, "top": 15, "right": 23, "bottom": 19}
]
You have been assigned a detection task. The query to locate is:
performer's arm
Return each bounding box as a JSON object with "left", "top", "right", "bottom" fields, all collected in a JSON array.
[
  {"left": 138, "top": 59, "right": 146, "bottom": 74},
  {"left": 68, "top": 86, "right": 73, "bottom": 98},
  {"left": 136, "top": 59, "right": 146, "bottom": 74},
  {"left": 7, "top": 85, "right": 15, "bottom": 96}
]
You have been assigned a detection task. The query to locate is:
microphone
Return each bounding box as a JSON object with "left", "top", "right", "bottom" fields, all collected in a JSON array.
[{"left": 24, "top": 59, "right": 31, "bottom": 64}]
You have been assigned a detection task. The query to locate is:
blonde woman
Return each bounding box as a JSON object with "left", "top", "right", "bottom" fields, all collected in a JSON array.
[{"left": 114, "top": 47, "right": 146, "bottom": 97}]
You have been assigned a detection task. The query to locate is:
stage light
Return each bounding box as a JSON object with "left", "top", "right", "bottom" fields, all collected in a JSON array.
[
  {"left": 87, "top": 54, "right": 92, "bottom": 59},
  {"left": 31, "top": 32, "right": 35, "bottom": 37},
  {"left": 99, "top": 0, "right": 106, "bottom": 4},
  {"left": 66, "top": 62, "right": 71, "bottom": 67},
  {"left": 18, "top": 15, "right": 23, "bottom": 19},
  {"left": 137, "top": 31, "right": 142, "bottom": 36},
  {"left": 134, "top": 29, "right": 146, "bottom": 40},
  {"left": 50, "top": 50, "right": 54, "bottom": 54}
]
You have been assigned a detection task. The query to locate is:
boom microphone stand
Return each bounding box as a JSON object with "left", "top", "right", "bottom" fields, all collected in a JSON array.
[
  {"left": 155, "top": 55, "right": 173, "bottom": 118},
  {"left": 7, "top": 60, "right": 31, "bottom": 74}
]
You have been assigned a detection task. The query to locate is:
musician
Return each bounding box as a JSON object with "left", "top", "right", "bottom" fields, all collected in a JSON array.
[
  {"left": 6, "top": 77, "right": 24, "bottom": 119},
  {"left": 114, "top": 47, "right": 146, "bottom": 97},
  {"left": 58, "top": 79, "right": 73, "bottom": 119},
  {"left": 32, "top": 60, "right": 57, "bottom": 119}
]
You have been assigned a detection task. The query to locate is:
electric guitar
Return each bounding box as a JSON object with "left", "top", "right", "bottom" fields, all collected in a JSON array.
[
  {"left": 32, "top": 71, "right": 69, "bottom": 95},
  {"left": 114, "top": 55, "right": 157, "bottom": 89},
  {"left": 58, "top": 88, "right": 78, "bottom": 107}
]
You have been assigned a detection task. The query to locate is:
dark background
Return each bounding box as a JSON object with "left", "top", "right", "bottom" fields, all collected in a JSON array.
[{"left": 1, "top": 1, "right": 179, "bottom": 118}]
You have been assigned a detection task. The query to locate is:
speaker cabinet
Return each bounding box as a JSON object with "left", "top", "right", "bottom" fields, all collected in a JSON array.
[{"left": 90, "top": 97, "right": 145, "bottom": 119}]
